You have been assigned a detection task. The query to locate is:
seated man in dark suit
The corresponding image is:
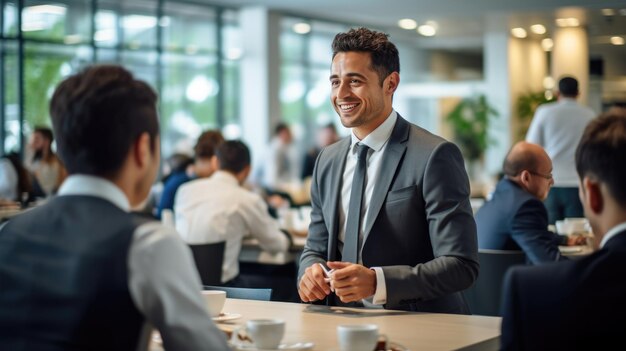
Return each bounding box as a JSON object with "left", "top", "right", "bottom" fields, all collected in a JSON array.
[
  {"left": 500, "top": 111, "right": 626, "bottom": 350},
  {"left": 476, "top": 141, "right": 584, "bottom": 264},
  {"left": 0, "top": 65, "right": 229, "bottom": 350}
]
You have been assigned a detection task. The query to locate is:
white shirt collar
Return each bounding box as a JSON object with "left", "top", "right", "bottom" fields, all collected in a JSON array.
[
  {"left": 350, "top": 110, "right": 397, "bottom": 153},
  {"left": 211, "top": 170, "right": 240, "bottom": 186},
  {"left": 600, "top": 221, "right": 626, "bottom": 248},
  {"left": 58, "top": 175, "right": 130, "bottom": 212}
]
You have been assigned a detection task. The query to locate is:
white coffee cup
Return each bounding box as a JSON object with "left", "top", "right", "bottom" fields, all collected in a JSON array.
[
  {"left": 246, "top": 319, "right": 285, "bottom": 349},
  {"left": 201, "top": 290, "right": 226, "bottom": 317},
  {"left": 337, "top": 324, "right": 382, "bottom": 351},
  {"left": 564, "top": 217, "right": 588, "bottom": 233}
]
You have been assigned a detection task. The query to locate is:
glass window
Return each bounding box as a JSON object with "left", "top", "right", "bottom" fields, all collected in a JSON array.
[
  {"left": 23, "top": 43, "right": 92, "bottom": 134},
  {"left": 22, "top": 0, "right": 91, "bottom": 44},
  {"left": 221, "top": 11, "right": 241, "bottom": 138},
  {"left": 160, "top": 52, "right": 218, "bottom": 157},
  {"left": 3, "top": 2, "right": 19, "bottom": 37},
  {"left": 162, "top": 2, "right": 217, "bottom": 54},
  {"left": 3, "top": 43, "right": 20, "bottom": 153},
  {"left": 98, "top": 0, "right": 158, "bottom": 50}
]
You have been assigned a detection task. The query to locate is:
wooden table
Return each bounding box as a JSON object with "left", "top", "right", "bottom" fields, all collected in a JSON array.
[{"left": 219, "top": 299, "right": 501, "bottom": 350}]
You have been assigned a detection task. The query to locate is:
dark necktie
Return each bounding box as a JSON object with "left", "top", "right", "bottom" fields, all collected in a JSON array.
[{"left": 342, "top": 143, "right": 370, "bottom": 263}]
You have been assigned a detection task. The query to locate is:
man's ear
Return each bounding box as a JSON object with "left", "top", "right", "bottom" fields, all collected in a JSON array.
[
  {"left": 583, "top": 177, "right": 603, "bottom": 214},
  {"left": 210, "top": 155, "right": 219, "bottom": 171},
  {"left": 134, "top": 132, "right": 151, "bottom": 169},
  {"left": 519, "top": 170, "right": 531, "bottom": 185},
  {"left": 384, "top": 72, "right": 400, "bottom": 95}
]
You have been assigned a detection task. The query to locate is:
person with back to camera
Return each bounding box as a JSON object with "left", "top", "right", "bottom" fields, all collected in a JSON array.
[
  {"left": 500, "top": 110, "right": 626, "bottom": 350},
  {"left": 0, "top": 65, "right": 229, "bottom": 350}
]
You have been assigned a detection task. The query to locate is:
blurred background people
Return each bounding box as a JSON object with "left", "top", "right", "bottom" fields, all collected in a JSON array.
[
  {"left": 24, "top": 126, "right": 67, "bottom": 197},
  {"left": 175, "top": 140, "right": 290, "bottom": 288},
  {"left": 156, "top": 129, "right": 224, "bottom": 218},
  {"left": 260, "top": 123, "right": 300, "bottom": 194},
  {"left": 0, "top": 152, "right": 32, "bottom": 203},
  {"left": 476, "top": 142, "right": 585, "bottom": 265},
  {"left": 526, "top": 76, "right": 595, "bottom": 224},
  {"left": 301, "top": 122, "right": 339, "bottom": 180}
]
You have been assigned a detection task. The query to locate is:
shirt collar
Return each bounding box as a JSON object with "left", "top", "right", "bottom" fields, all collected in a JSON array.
[
  {"left": 211, "top": 170, "right": 240, "bottom": 186},
  {"left": 58, "top": 175, "right": 130, "bottom": 212},
  {"left": 350, "top": 110, "right": 397, "bottom": 153},
  {"left": 600, "top": 221, "right": 626, "bottom": 248}
]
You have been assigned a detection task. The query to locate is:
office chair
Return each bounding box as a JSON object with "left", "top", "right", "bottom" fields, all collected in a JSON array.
[
  {"left": 464, "top": 249, "right": 527, "bottom": 316},
  {"left": 189, "top": 241, "right": 226, "bottom": 286}
]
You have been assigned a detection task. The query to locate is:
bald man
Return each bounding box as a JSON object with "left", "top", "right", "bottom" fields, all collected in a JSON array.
[{"left": 475, "top": 142, "right": 584, "bottom": 264}]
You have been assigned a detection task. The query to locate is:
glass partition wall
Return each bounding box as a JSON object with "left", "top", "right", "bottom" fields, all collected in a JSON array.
[{"left": 0, "top": 0, "right": 240, "bottom": 158}]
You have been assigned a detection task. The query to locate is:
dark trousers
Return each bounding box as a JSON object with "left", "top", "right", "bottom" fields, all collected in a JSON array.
[{"left": 544, "top": 187, "right": 584, "bottom": 224}]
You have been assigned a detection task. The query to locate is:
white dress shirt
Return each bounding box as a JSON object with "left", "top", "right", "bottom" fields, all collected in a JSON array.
[
  {"left": 600, "top": 222, "right": 626, "bottom": 249},
  {"left": 526, "top": 98, "right": 595, "bottom": 187},
  {"left": 175, "top": 171, "right": 289, "bottom": 283},
  {"left": 338, "top": 110, "right": 397, "bottom": 305},
  {"left": 58, "top": 175, "right": 229, "bottom": 351}
]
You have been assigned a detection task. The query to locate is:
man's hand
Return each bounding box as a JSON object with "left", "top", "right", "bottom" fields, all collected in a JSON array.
[
  {"left": 327, "top": 261, "right": 377, "bottom": 303},
  {"left": 567, "top": 234, "right": 587, "bottom": 246},
  {"left": 298, "top": 263, "right": 332, "bottom": 302}
]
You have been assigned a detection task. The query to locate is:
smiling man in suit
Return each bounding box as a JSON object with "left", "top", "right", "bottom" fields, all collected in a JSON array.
[
  {"left": 500, "top": 111, "right": 626, "bottom": 350},
  {"left": 297, "top": 27, "right": 478, "bottom": 314}
]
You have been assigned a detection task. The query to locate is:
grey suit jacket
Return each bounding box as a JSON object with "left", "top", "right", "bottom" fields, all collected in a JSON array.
[{"left": 298, "top": 115, "right": 479, "bottom": 314}]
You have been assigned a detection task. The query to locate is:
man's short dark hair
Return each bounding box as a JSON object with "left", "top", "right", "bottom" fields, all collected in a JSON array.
[
  {"left": 503, "top": 146, "right": 538, "bottom": 177},
  {"left": 274, "top": 123, "right": 289, "bottom": 136},
  {"left": 194, "top": 130, "right": 224, "bottom": 159},
  {"left": 331, "top": 27, "right": 400, "bottom": 86},
  {"left": 558, "top": 76, "right": 578, "bottom": 97},
  {"left": 49, "top": 65, "right": 159, "bottom": 177},
  {"left": 216, "top": 140, "right": 250, "bottom": 174},
  {"left": 576, "top": 111, "right": 626, "bottom": 207}
]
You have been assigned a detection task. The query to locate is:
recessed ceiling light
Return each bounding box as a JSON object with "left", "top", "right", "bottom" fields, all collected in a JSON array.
[
  {"left": 397, "top": 18, "right": 417, "bottom": 30},
  {"left": 556, "top": 17, "right": 580, "bottom": 27},
  {"left": 610, "top": 36, "right": 625, "bottom": 45},
  {"left": 541, "top": 38, "right": 554, "bottom": 51},
  {"left": 292, "top": 22, "right": 311, "bottom": 34},
  {"left": 417, "top": 21, "right": 437, "bottom": 37},
  {"left": 602, "top": 8, "right": 616, "bottom": 16},
  {"left": 511, "top": 27, "right": 527, "bottom": 38},
  {"left": 530, "top": 24, "right": 546, "bottom": 35}
]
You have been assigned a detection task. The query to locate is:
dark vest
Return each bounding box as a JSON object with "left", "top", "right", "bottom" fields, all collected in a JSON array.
[{"left": 0, "top": 195, "right": 149, "bottom": 351}]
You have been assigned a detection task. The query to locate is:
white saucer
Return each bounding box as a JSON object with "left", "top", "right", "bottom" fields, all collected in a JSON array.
[
  {"left": 213, "top": 312, "right": 242, "bottom": 322},
  {"left": 231, "top": 341, "right": 314, "bottom": 350}
]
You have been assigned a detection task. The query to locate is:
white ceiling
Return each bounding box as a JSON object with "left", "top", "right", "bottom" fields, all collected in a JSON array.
[{"left": 202, "top": 0, "right": 626, "bottom": 53}]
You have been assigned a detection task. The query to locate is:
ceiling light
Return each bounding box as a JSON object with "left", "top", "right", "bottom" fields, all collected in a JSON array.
[
  {"left": 511, "top": 27, "right": 527, "bottom": 38},
  {"left": 397, "top": 18, "right": 417, "bottom": 30},
  {"left": 556, "top": 17, "right": 580, "bottom": 27},
  {"left": 541, "top": 38, "right": 554, "bottom": 51},
  {"left": 417, "top": 21, "right": 437, "bottom": 37},
  {"left": 530, "top": 24, "right": 546, "bottom": 35},
  {"left": 543, "top": 76, "right": 555, "bottom": 90},
  {"left": 601, "top": 8, "right": 616, "bottom": 16},
  {"left": 610, "top": 36, "right": 625, "bottom": 45},
  {"left": 292, "top": 22, "right": 311, "bottom": 34}
]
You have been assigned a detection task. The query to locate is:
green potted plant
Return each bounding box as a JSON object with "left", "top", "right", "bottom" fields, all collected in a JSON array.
[{"left": 446, "top": 94, "right": 498, "bottom": 163}]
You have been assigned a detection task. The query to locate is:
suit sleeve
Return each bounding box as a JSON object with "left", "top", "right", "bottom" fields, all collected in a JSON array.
[
  {"left": 510, "top": 198, "right": 564, "bottom": 264},
  {"left": 383, "top": 142, "right": 479, "bottom": 303},
  {"left": 298, "top": 148, "right": 329, "bottom": 283}
]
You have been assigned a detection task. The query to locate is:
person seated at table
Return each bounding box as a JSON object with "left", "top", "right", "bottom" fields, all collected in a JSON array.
[
  {"left": 500, "top": 111, "right": 626, "bottom": 350},
  {"left": 0, "top": 65, "right": 230, "bottom": 351},
  {"left": 156, "top": 130, "right": 224, "bottom": 219},
  {"left": 475, "top": 141, "right": 586, "bottom": 264},
  {"left": 175, "top": 140, "right": 291, "bottom": 287},
  {"left": 24, "top": 126, "right": 67, "bottom": 197},
  {"left": 0, "top": 152, "right": 32, "bottom": 203}
]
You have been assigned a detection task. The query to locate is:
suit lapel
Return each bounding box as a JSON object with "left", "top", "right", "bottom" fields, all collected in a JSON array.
[
  {"left": 327, "top": 137, "right": 351, "bottom": 261},
  {"left": 362, "top": 116, "right": 410, "bottom": 242}
]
